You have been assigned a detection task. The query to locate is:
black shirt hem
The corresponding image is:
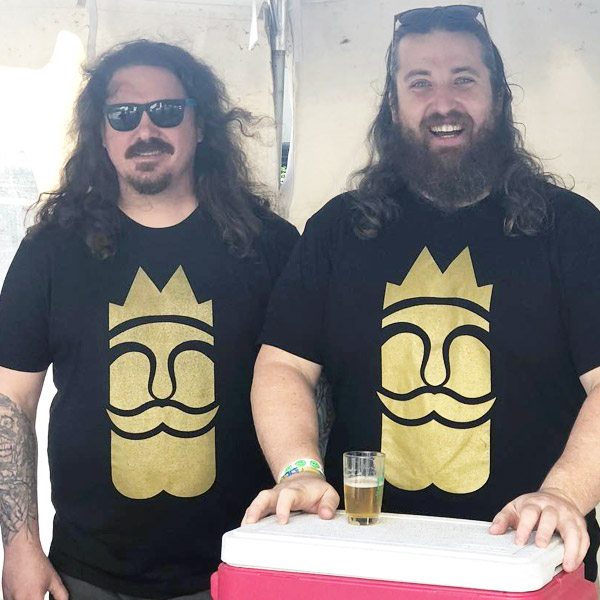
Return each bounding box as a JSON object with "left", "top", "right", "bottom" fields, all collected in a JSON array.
[{"left": 50, "top": 550, "right": 212, "bottom": 600}]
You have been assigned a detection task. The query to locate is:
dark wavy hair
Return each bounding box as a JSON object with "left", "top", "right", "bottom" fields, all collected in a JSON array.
[
  {"left": 350, "top": 10, "right": 560, "bottom": 239},
  {"left": 29, "top": 39, "right": 270, "bottom": 257}
]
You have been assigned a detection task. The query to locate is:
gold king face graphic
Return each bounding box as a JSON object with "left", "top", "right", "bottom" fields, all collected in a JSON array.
[
  {"left": 379, "top": 248, "right": 494, "bottom": 494},
  {"left": 108, "top": 266, "right": 217, "bottom": 499}
]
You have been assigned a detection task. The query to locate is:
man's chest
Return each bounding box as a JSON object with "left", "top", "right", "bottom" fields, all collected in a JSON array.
[
  {"left": 322, "top": 235, "right": 568, "bottom": 378},
  {"left": 46, "top": 252, "right": 272, "bottom": 369},
  {"left": 322, "top": 234, "right": 576, "bottom": 496}
]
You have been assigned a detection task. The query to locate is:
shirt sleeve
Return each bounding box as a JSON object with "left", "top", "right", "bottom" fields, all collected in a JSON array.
[
  {"left": 553, "top": 190, "right": 600, "bottom": 377},
  {"left": 260, "top": 214, "right": 300, "bottom": 280},
  {"left": 0, "top": 235, "right": 52, "bottom": 372},
  {"left": 260, "top": 198, "right": 344, "bottom": 365}
]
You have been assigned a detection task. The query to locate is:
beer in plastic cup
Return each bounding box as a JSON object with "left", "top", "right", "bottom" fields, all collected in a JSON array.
[{"left": 343, "top": 451, "right": 385, "bottom": 525}]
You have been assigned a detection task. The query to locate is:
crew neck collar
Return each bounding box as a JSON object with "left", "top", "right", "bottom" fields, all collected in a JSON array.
[{"left": 118, "top": 205, "right": 200, "bottom": 232}]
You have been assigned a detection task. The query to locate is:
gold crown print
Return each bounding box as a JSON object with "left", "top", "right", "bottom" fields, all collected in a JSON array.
[
  {"left": 384, "top": 247, "right": 493, "bottom": 312},
  {"left": 109, "top": 266, "right": 213, "bottom": 330}
]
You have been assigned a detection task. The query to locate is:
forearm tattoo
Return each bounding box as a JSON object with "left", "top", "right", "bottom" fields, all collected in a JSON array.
[{"left": 0, "top": 394, "right": 38, "bottom": 546}]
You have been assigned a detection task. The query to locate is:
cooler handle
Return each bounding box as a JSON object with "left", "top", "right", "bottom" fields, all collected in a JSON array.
[{"left": 553, "top": 564, "right": 564, "bottom": 578}]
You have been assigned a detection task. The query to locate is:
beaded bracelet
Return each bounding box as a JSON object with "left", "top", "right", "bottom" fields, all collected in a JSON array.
[{"left": 278, "top": 458, "right": 325, "bottom": 483}]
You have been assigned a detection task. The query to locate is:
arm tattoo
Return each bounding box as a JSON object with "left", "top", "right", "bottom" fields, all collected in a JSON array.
[
  {"left": 0, "top": 394, "right": 38, "bottom": 546},
  {"left": 315, "top": 374, "right": 335, "bottom": 458}
]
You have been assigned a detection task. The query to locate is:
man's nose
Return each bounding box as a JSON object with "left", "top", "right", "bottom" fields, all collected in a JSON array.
[
  {"left": 135, "top": 109, "right": 161, "bottom": 139},
  {"left": 428, "top": 85, "right": 460, "bottom": 116}
]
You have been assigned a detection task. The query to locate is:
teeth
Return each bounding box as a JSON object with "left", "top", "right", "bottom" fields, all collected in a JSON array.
[{"left": 430, "top": 124, "right": 462, "bottom": 133}]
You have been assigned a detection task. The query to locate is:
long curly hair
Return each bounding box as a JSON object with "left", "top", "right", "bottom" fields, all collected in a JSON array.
[
  {"left": 350, "top": 11, "right": 560, "bottom": 239},
  {"left": 29, "top": 39, "right": 270, "bottom": 257}
]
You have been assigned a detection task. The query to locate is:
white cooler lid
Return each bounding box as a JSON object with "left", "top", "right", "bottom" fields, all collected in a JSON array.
[{"left": 221, "top": 511, "right": 564, "bottom": 593}]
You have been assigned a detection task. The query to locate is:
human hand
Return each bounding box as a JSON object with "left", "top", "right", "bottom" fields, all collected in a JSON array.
[
  {"left": 489, "top": 488, "right": 589, "bottom": 572},
  {"left": 242, "top": 472, "right": 340, "bottom": 525},
  {"left": 2, "top": 537, "right": 69, "bottom": 600}
]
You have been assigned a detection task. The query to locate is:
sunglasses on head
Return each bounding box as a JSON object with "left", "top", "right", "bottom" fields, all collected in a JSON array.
[
  {"left": 394, "top": 5, "right": 488, "bottom": 35},
  {"left": 103, "top": 98, "right": 197, "bottom": 132}
]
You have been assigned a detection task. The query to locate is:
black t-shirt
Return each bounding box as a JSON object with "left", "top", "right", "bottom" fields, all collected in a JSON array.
[
  {"left": 261, "top": 186, "right": 600, "bottom": 580},
  {"left": 0, "top": 207, "right": 298, "bottom": 598}
]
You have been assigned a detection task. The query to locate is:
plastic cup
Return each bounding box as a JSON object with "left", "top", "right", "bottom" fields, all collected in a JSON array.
[{"left": 343, "top": 451, "right": 385, "bottom": 525}]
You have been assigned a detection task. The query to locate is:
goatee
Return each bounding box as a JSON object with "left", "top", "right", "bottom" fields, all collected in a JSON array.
[
  {"left": 124, "top": 137, "right": 175, "bottom": 195},
  {"left": 392, "top": 111, "right": 512, "bottom": 212},
  {"left": 125, "top": 173, "right": 172, "bottom": 195}
]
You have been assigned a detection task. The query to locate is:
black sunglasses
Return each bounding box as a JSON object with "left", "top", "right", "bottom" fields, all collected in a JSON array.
[
  {"left": 103, "top": 98, "right": 197, "bottom": 132},
  {"left": 394, "top": 5, "right": 488, "bottom": 36}
]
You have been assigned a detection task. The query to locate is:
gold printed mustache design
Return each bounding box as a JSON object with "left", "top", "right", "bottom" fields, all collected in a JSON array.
[
  {"left": 108, "top": 267, "right": 217, "bottom": 499},
  {"left": 379, "top": 248, "right": 494, "bottom": 494}
]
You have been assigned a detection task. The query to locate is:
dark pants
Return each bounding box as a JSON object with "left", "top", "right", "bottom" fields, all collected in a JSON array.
[{"left": 56, "top": 572, "right": 212, "bottom": 600}]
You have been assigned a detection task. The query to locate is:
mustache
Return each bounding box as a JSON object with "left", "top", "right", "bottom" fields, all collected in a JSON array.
[
  {"left": 108, "top": 398, "right": 217, "bottom": 417},
  {"left": 125, "top": 138, "right": 174, "bottom": 159},
  {"left": 379, "top": 386, "right": 494, "bottom": 405},
  {"left": 107, "top": 405, "right": 219, "bottom": 438},
  {"left": 378, "top": 388, "right": 496, "bottom": 427}
]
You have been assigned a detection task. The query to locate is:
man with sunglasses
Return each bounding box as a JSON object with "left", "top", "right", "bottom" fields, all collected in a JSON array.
[
  {"left": 244, "top": 4, "right": 600, "bottom": 582},
  {"left": 0, "top": 40, "right": 297, "bottom": 599}
]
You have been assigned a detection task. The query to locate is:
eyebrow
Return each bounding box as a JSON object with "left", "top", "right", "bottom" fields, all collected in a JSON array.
[
  {"left": 451, "top": 66, "right": 480, "bottom": 77},
  {"left": 403, "top": 66, "right": 481, "bottom": 82},
  {"left": 403, "top": 69, "right": 431, "bottom": 82}
]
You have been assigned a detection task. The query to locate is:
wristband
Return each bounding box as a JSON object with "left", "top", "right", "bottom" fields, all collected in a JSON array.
[{"left": 278, "top": 458, "right": 325, "bottom": 483}]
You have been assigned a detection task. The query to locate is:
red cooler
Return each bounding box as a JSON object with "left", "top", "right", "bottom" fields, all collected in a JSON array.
[{"left": 211, "top": 512, "right": 597, "bottom": 599}]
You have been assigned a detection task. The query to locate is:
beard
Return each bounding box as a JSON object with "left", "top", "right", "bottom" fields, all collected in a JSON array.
[
  {"left": 125, "top": 172, "right": 172, "bottom": 195},
  {"left": 124, "top": 137, "right": 174, "bottom": 195},
  {"left": 390, "top": 111, "right": 513, "bottom": 212}
]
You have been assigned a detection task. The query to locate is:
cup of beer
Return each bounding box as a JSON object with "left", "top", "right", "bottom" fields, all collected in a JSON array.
[{"left": 343, "top": 451, "right": 385, "bottom": 526}]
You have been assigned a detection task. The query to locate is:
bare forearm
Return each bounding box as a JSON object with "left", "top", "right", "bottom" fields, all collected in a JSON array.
[
  {"left": 251, "top": 350, "right": 322, "bottom": 480},
  {"left": 541, "top": 384, "right": 600, "bottom": 515},
  {"left": 0, "top": 393, "right": 39, "bottom": 547}
]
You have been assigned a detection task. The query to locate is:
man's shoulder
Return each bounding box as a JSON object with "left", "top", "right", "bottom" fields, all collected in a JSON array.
[
  {"left": 20, "top": 223, "right": 72, "bottom": 253},
  {"left": 259, "top": 209, "right": 299, "bottom": 240},
  {"left": 543, "top": 184, "right": 600, "bottom": 249},
  {"left": 254, "top": 209, "right": 299, "bottom": 262},
  {"left": 304, "top": 192, "right": 355, "bottom": 230},
  {"left": 15, "top": 223, "right": 88, "bottom": 270},
  {"left": 546, "top": 184, "right": 599, "bottom": 220}
]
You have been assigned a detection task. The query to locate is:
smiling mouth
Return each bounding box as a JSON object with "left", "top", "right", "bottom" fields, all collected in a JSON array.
[
  {"left": 132, "top": 150, "right": 164, "bottom": 158},
  {"left": 429, "top": 124, "right": 464, "bottom": 139}
]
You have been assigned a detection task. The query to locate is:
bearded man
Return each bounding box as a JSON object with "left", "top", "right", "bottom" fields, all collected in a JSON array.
[{"left": 243, "top": 5, "right": 600, "bottom": 582}]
